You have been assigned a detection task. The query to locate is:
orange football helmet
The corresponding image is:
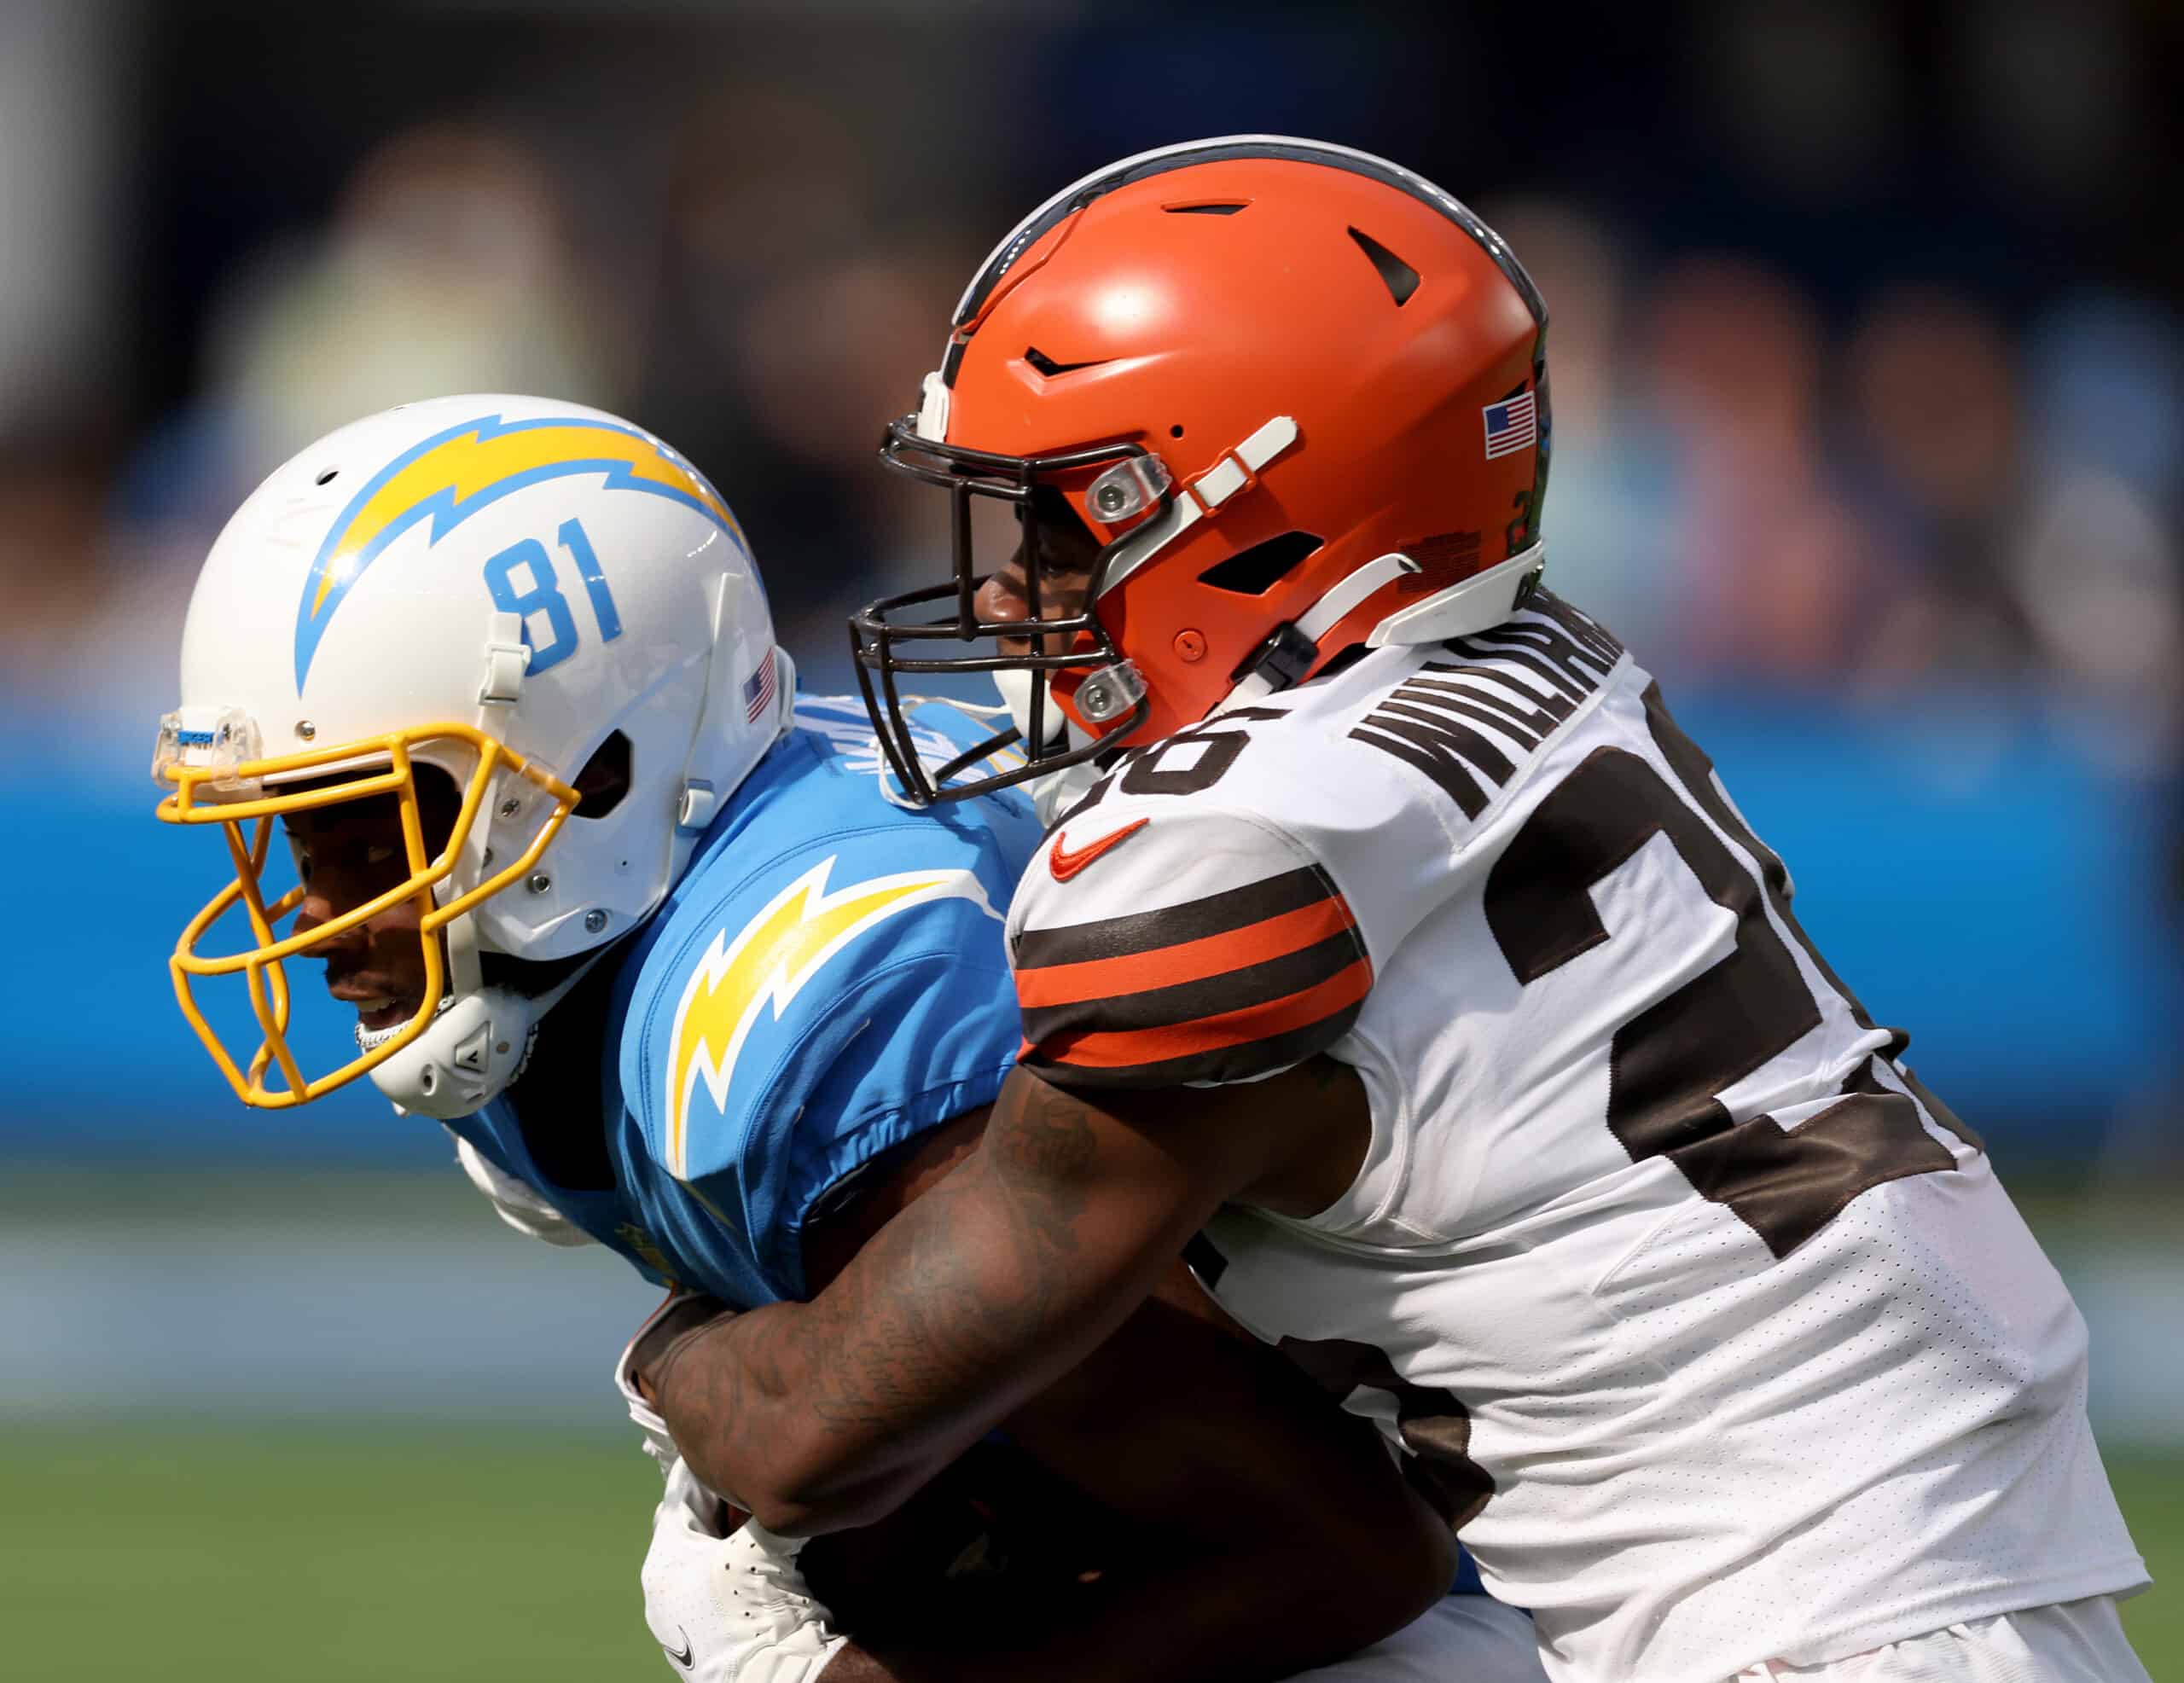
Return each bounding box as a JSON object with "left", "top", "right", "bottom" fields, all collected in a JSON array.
[{"left": 854, "top": 136, "right": 1549, "bottom": 804}]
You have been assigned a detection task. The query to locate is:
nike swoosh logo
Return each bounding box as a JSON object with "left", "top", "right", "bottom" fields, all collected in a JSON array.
[
  {"left": 663, "top": 1628, "right": 694, "bottom": 1669},
  {"left": 1048, "top": 818, "right": 1149, "bottom": 882}
]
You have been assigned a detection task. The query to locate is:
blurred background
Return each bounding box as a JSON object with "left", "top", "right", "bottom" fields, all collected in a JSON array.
[{"left": 1, "top": 0, "right": 2178, "bottom": 1675}]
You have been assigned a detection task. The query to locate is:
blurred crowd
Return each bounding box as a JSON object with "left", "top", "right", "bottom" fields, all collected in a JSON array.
[{"left": 1, "top": 2, "right": 2179, "bottom": 764}]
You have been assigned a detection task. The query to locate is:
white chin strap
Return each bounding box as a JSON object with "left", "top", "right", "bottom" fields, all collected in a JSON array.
[
  {"left": 991, "top": 667, "right": 1067, "bottom": 752},
  {"left": 365, "top": 908, "right": 613, "bottom": 1119},
  {"left": 993, "top": 669, "right": 1118, "bottom": 827},
  {"left": 365, "top": 985, "right": 525, "bottom": 1120},
  {"left": 365, "top": 961, "right": 609, "bottom": 1121}
]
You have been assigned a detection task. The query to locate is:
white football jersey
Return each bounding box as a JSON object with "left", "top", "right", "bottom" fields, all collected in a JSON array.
[{"left": 1006, "top": 592, "right": 2146, "bottom": 1682}]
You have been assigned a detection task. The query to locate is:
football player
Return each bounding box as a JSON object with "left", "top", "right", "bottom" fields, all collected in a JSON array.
[
  {"left": 635, "top": 141, "right": 2157, "bottom": 1680},
  {"left": 150, "top": 393, "right": 1544, "bottom": 1682}
]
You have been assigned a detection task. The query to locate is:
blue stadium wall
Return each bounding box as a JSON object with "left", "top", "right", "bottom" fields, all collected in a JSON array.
[{"left": 10, "top": 690, "right": 2177, "bottom": 1168}]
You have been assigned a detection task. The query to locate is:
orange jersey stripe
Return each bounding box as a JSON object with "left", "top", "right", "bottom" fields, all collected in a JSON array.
[
  {"left": 1038, "top": 956, "right": 1373, "bottom": 1071},
  {"left": 1014, "top": 894, "right": 1357, "bottom": 1009}
]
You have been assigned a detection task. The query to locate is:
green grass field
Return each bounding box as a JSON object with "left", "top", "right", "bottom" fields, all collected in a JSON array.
[
  {"left": 0, "top": 1425, "right": 2174, "bottom": 1679},
  {"left": 0, "top": 1426, "right": 660, "bottom": 1680}
]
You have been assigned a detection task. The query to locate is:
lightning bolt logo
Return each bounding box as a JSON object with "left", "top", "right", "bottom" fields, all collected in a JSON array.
[
  {"left": 662, "top": 856, "right": 1002, "bottom": 1178},
  {"left": 293, "top": 412, "right": 748, "bottom": 691}
]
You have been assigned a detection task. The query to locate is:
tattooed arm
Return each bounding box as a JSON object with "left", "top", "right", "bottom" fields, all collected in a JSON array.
[
  {"left": 810, "top": 1251, "right": 1456, "bottom": 1681},
  {"left": 639, "top": 1079, "right": 1451, "bottom": 1683},
  {"left": 648, "top": 1055, "right": 1366, "bottom": 1535}
]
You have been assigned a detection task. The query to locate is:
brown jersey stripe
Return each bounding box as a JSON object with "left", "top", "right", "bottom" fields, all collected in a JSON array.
[
  {"left": 1015, "top": 894, "right": 1358, "bottom": 1009},
  {"left": 1022, "top": 927, "right": 1367, "bottom": 1042},
  {"left": 1012, "top": 864, "right": 1336, "bottom": 971},
  {"left": 1032, "top": 956, "right": 1372, "bottom": 1072},
  {"left": 1025, "top": 999, "right": 1368, "bottom": 1089}
]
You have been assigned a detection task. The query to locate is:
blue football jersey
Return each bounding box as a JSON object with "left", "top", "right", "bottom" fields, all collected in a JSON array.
[{"left": 445, "top": 693, "right": 1040, "bottom": 1307}]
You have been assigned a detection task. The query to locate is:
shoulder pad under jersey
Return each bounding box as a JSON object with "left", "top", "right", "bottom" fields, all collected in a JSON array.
[
  {"left": 1008, "top": 591, "right": 1633, "bottom": 1090},
  {"left": 1007, "top": 702, "right": 1408, "bottom": 1089},
  {"left": 620, "top": 692, "right": 1037, "bottom": 1303}
]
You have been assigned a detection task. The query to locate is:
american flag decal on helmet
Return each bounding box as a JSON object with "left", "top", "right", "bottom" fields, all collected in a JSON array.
[
  {"left": 743, "top": 648, "right": 777, "bottom": 723},
  {"left": 1482, "top": 390, "right": 1536, "bottom": 460}
]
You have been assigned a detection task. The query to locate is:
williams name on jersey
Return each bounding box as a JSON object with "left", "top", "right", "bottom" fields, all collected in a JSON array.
[{"left": 1008, "top": 591, "right": 2146, "bottom": 1682}]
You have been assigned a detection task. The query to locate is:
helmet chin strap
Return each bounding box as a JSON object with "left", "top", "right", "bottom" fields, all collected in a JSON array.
[
  {"left": 363, "top": 783, "right": 608, "bottom": 1121},
  {"left": 365, "top": 948, "right": 613, "bottom": 1120},
  {"left": 993, "top": 669, "right": 1118, "bottom": 827},
  {"left": 991, "top": 668, "right": 1068, "bottom": 752},
  {"left": 444, "top": 887, "right": 486, "bottom": 997}
]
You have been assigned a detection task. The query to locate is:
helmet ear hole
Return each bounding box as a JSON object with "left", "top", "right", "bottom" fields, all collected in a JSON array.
[
  {"left": 572, "top": 730, "right": 633, "bottom": 819},
  {"left": 1198, "top": 531, "right": 1323, "bottom": 595}
]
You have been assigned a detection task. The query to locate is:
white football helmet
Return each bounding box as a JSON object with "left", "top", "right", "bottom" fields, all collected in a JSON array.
[{"left": 154, "top": 394, "right": 791, "bottom": 1117}]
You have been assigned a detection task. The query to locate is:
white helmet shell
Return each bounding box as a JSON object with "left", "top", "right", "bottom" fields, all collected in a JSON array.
[{"left": 166, "top": 394, "right": 790, "bottom": 1114}]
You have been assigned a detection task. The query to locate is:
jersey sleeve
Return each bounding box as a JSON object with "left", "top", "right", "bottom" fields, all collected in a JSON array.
[
  {"left": 1009, "top": 801, "right": 1374, "bottom": 1088},
  {"left": 624, "top": 799, "right": 1030, "bottom": 1305}
]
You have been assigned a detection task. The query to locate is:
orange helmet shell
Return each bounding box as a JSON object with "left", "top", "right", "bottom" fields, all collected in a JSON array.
[
  {"left": 951, "top": 147, "right": 1545, "bottom": 741},
  {"left": 856, "top": 138, "right": 1548, "bottom": 803}
]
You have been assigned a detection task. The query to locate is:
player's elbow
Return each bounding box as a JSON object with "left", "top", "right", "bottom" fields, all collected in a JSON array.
[
  {"left": 660, "top": 1345, "right": 923, "bottom": 1535},
  {"left": 735, "top": 1470, "right": 913, "bottom": 1541},
  {"left": 716, "top": 1443, "right": 926, "bottom": 1541},
  {"left": 731, "top": 1478, "right": 820, "bottom": 1538}
]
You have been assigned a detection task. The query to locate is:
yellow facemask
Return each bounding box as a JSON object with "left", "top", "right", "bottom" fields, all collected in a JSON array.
[{"left": 154, "top": 718, "right": 580, "bottom": 1109}]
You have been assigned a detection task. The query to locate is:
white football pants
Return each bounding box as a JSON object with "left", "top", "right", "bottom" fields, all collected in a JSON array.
[
  {"left": 1289, "top": 1592, "right": 1546, "bottom": 1683},
  {"left": 1286, "top": 1592, "right": 2151, "bottom": 1683},
  {"left": 1731, "top": 1596, "right": 2151, "bottom": 1682}
]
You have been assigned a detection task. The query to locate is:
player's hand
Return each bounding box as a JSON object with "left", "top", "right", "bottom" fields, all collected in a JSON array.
[
  {"left": 642, "top": 1455, "right": 849, "bottom": 1681},
  {"left": 617, "top": 1289, "right": 737, "bottom": 1477}
]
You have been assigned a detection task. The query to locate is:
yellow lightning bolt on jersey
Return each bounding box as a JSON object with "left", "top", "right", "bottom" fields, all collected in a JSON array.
[{"left": 662, "top": 856, "right": 999, "bottom": 1178}]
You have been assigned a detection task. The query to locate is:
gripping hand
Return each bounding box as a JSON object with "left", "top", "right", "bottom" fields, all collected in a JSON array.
[{"left": 642, "top": 1456, "right": 850, "bottom": 1681}]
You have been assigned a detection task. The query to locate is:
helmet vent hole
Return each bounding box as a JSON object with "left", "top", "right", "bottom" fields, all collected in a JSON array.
[
  {"left": 572, "top": 730, "right": 632, "bottom": 819},
  {"left": 1347, "top": 227, "right": 1420, "bottom": 306},
  {"left": 1198, "top": 531, "right": 1323, "bottom": 595},
  {"left": 1024, "top": 345, "right": 1108, "bottom": 379},
  {"left": 1164, "top": 200, "right": 1247, "bottom": 215},
  {"left": 1170, "top": 425, "right": 1185, "bottom": 438},
  {"left": 315, "top": 467, "right": 340, "bottom": 485}
]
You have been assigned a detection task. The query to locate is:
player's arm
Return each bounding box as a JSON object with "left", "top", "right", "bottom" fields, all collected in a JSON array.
[
  {"left": 650, "top": 803, "right": 1375, "bottom": 1536},
  {"left": 650, "top": 1056, "right": 1354, "bottom": 1536},
  {"left": 793, "top": 1106, "right": 1449, "bottom": 1683},
  {"left": 836, "top": 1277, "right": 1450, "bottom": 1682}
]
